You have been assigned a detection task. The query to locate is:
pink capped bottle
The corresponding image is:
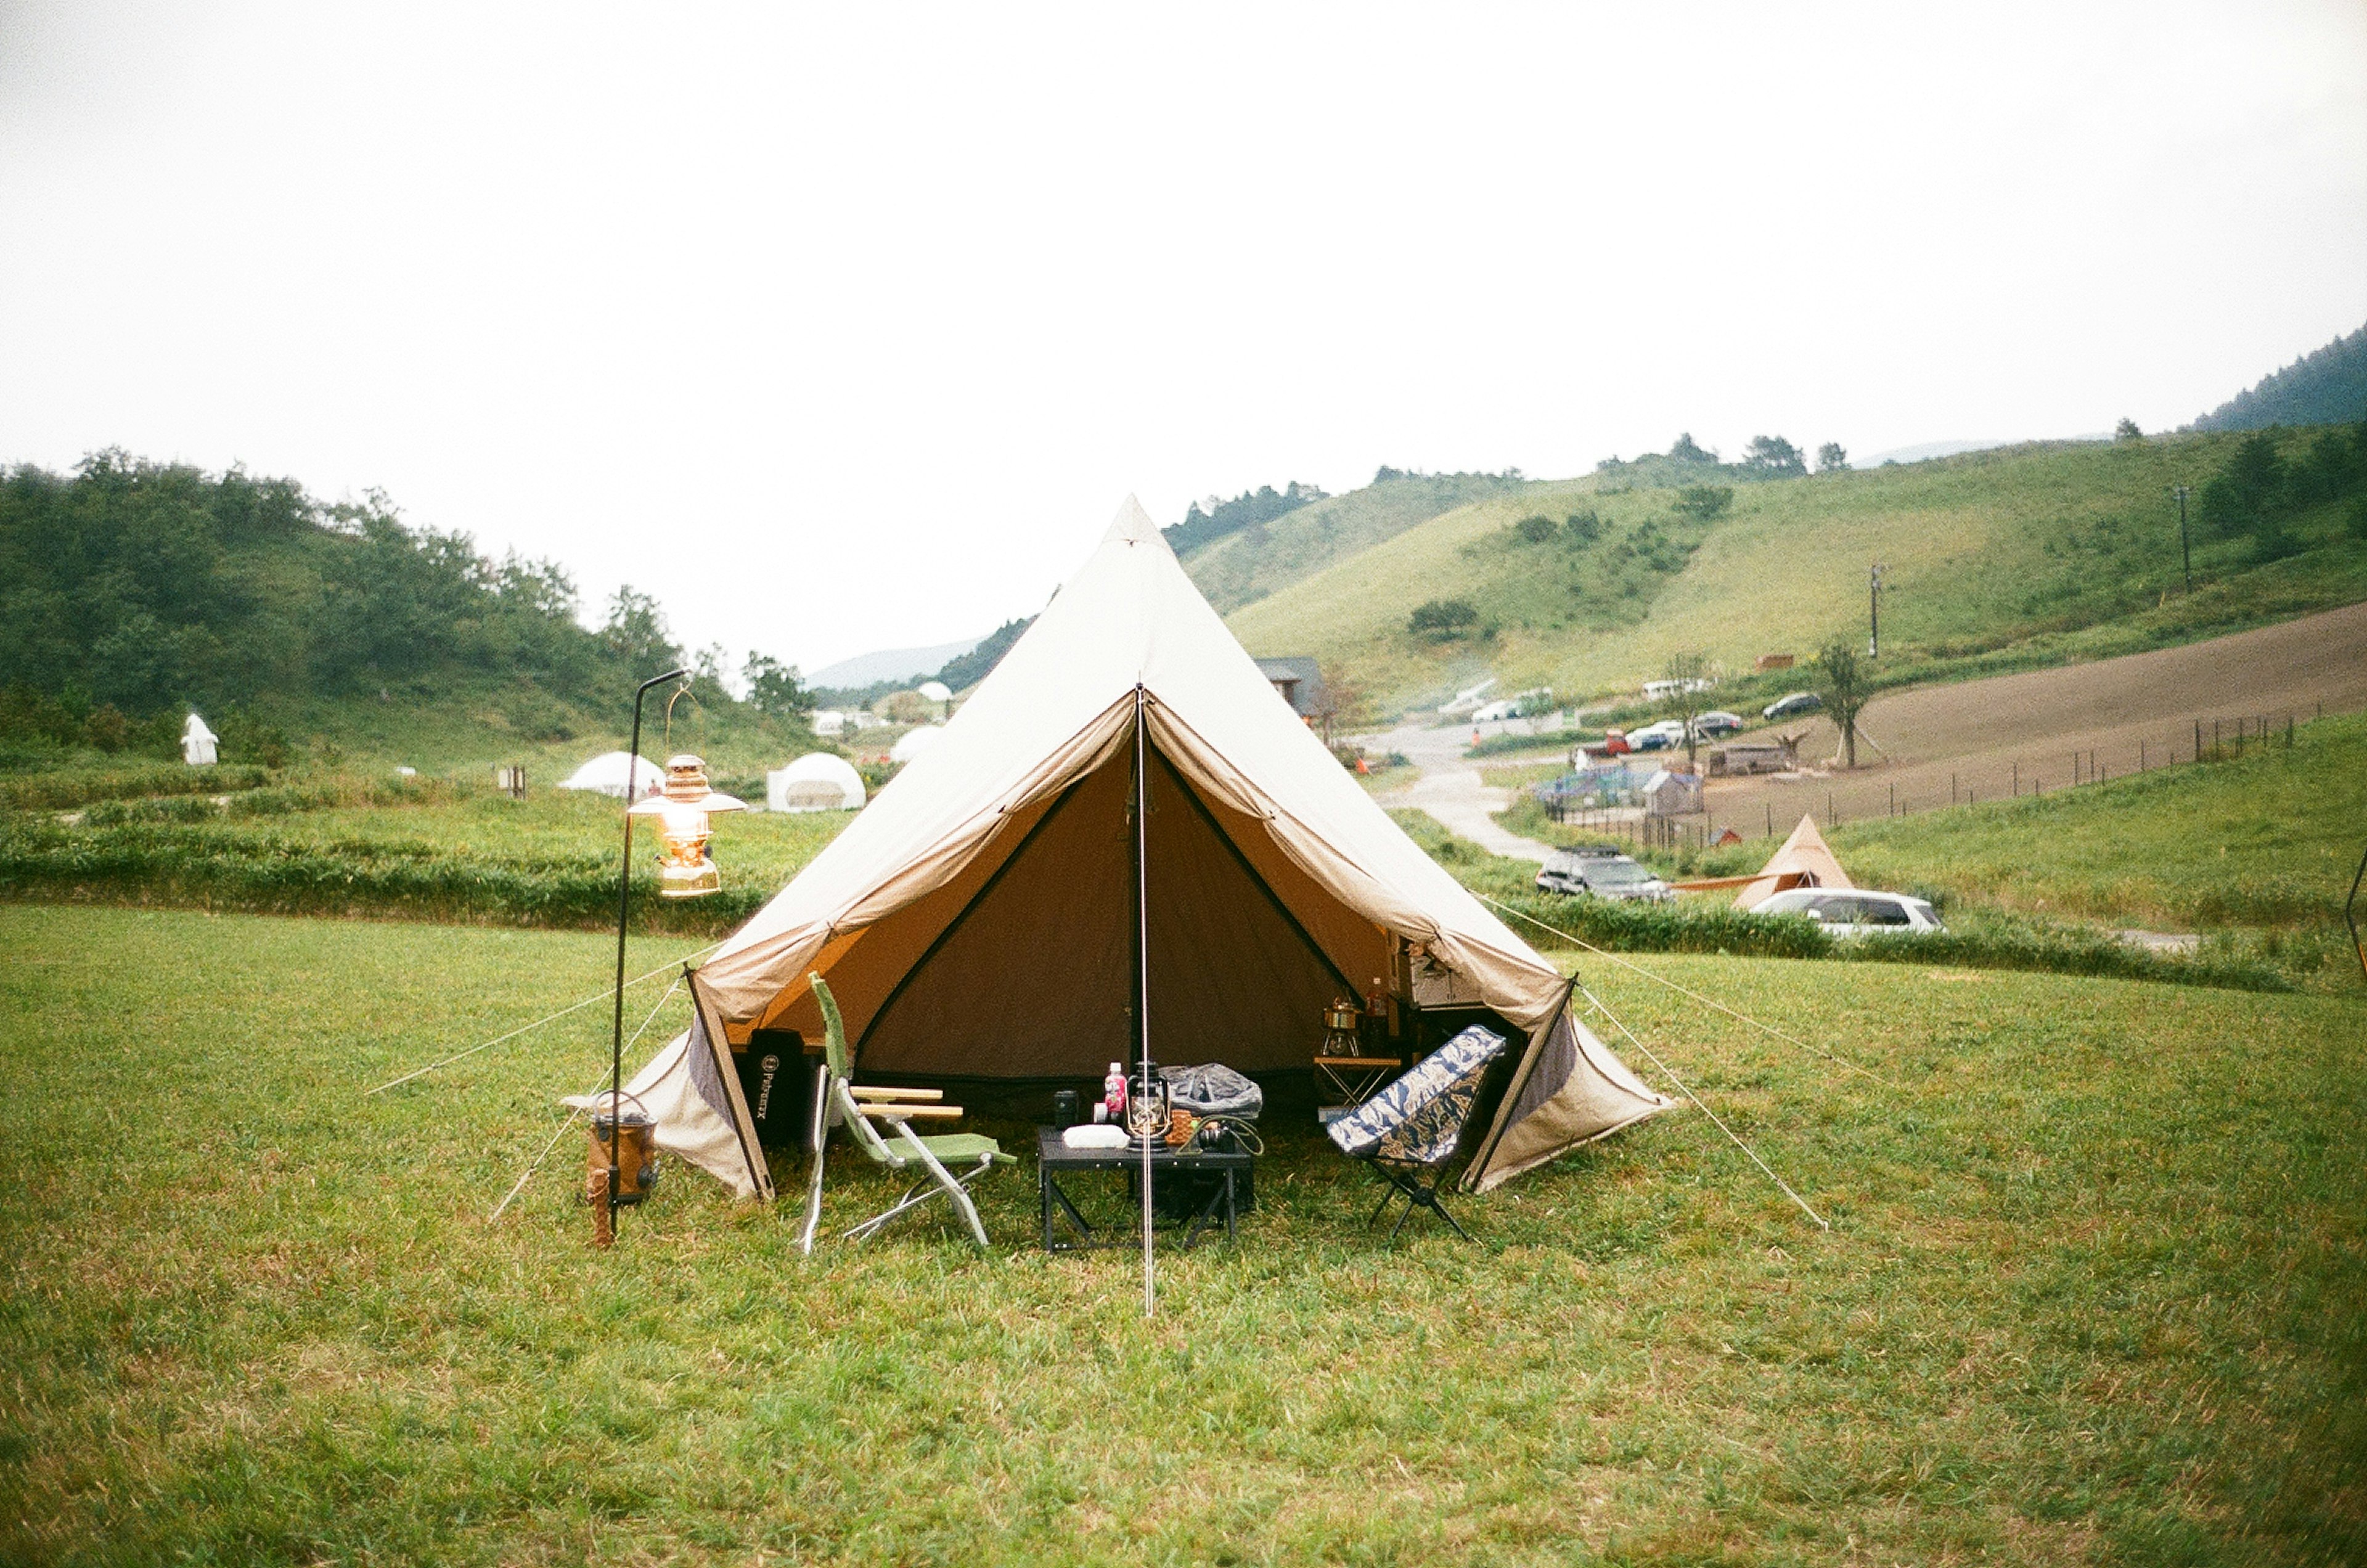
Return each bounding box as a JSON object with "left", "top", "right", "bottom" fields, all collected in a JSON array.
[{"left": 1104, "top": 1061, "right": 1127, "bottom": 1121}]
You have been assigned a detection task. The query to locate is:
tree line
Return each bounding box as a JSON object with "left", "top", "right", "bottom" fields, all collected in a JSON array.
[{"left": 0, "top": 451, "right": 812, "bottom": 758}]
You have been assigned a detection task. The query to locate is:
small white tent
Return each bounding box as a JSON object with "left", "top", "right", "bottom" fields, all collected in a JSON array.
[
  {"left": 181, "top": 713, "right": 218, "bottom": 766},
  {"left": 888, "top": 725, "right": 944, "bottom": 764},
  {"left": 611, "top": 499, "right": 1667, "bottom": 1201},
  {"left": 767, "top": 753, "right": 866, "bottom": 813},
  {"left": 558, "top": 752, "right": 663, "bottom": 799}
]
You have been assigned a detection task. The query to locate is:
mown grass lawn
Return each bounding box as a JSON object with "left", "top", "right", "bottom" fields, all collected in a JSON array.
[{"left": 3, "top": 905, "right": 2362, "bottom": 1565}]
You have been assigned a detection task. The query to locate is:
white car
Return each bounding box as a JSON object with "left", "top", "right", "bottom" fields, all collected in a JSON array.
[
  {"left": 1751, "top": 888, "right": 1945, "bottom": 935},
  {"left": 1626, "top": 719, "right": 1688, "bottom": 751}
]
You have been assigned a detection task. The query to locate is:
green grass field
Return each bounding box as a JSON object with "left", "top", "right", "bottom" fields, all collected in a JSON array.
[
  {"left": 2, "top": 906, "right": 2360, "bottom": 1565},
  {"left": 1225, "top": 435, "right": 2367, "bottom": 713}
]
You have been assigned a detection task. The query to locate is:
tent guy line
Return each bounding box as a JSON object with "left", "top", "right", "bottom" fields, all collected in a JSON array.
[
  {"left": 1475, "top": 894, "right": 1895, "bottom": 1088},
  {"left": 364, "top": 942, "right": 723, "bottom": 1097},
  {"left": 488, "top": 979, "right": 684, "bottom": 1222},
  {"left": 1572, "top": 983, "right": 1831, "bottom": 1231}
]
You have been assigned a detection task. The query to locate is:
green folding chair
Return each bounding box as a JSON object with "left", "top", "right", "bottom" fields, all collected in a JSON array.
[{"left": 798, "top": 973, "right": 1013, "bottom": 1251}]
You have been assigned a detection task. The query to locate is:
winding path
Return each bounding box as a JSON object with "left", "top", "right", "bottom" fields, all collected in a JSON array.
[{"left": 1357, "top": 716, "right": 1563, "bottom": 863}]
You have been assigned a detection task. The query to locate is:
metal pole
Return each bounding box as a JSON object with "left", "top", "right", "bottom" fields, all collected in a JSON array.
[
  {"left": 1868, "top": 561, "right": 1881, "bottom": 658},
  {"left": 2173, "top": 486, "right": 2192, "bottom": 591},
  {"left": 610, "top": 666, "right": 688, "bottom": 1239},
  {"left": 1133, "top": 685, "right": 1155, "bottom": 1318}
]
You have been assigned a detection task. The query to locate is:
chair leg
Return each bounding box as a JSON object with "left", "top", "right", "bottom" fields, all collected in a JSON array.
[
  {"left": 845, "top": 1138, "right": 996, "bottom": 1250},
  {"left": 798, "top": 1062, "right": 830, "bottom": 1257}
]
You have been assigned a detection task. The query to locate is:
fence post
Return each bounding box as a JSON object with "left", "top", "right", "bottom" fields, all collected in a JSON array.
[{"left": 2012, "top": 760, "right": 2018, "bottom": 796}]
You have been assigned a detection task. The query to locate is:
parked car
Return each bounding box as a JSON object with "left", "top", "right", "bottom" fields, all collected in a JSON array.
[
  {"left": 1625, "top": 719, "right": 1687, "bottom": 751},
  {"left": 1751, "top": 888, "right": 1944, "bottom": 935},
  {"left": 1762, "top": 691, "right": 1823, "bottom": 721},
  {"left": 1536, "top": 846, "right": 1674, "bottom": 902},
  {"left": 1688, "top": 711, "right": 1744, "bottom": 740},
  {"left": 1583, "top": 728, "right": 1634, "bottom": 758}
]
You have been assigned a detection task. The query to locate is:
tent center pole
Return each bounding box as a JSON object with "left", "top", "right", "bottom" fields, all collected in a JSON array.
[{"left": 1134, "top": 684, "right": 1155, "bottom": 1318}]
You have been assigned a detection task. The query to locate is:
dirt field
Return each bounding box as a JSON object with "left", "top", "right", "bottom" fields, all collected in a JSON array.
[{"left": 1693, "top": 601, "right": 2367, "bottom": 840}]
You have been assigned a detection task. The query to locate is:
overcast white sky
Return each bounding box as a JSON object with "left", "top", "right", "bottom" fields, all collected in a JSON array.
[{"left": 4, "top": 2, "right": 2363, "bottom": 677}]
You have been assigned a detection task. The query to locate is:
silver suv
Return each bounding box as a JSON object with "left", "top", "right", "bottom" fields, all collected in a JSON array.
[
  {"left": 1752, "top": 888, "right": 1944, "bottom": 934},
  {"left": 1535, "top": 846, "right": 1673, "bottom": 902}
]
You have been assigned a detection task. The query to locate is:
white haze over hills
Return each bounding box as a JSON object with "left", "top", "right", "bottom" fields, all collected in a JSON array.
[{"left": 806, "top": 637, "right": 985, "bottom": 692}]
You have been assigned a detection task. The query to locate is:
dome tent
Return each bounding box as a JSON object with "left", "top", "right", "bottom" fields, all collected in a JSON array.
[
  {"left": 559, "top": 751, "right": 663, "bottom": 798},
  {"left": 601, "top": 499, "right": 1667, "bottom": 1203},
  {"left": 888, "top": 725, "right": 944, "bottom": 764},
  {"left": 767, "top": 753, "right": 866, "bottom": 813}
]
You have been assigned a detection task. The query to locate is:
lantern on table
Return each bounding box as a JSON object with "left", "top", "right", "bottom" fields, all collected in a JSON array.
[{"left": 627, "top": 754, "right": 747, "bottom": 898}]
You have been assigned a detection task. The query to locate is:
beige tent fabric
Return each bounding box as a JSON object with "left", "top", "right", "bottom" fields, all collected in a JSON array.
[
  {"left": 688, "top": 498, "right": 1667, "bottom": 1193},
  {"left": 1731, "top": 815, "right": 1854, "bottom": 910}
]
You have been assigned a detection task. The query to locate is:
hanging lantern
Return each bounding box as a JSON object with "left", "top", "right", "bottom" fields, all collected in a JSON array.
[{"left": 626, "top": 754, "right": 746, "bottom": 897}]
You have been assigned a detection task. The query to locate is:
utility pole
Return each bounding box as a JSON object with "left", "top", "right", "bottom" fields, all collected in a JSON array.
[
  {"left": 1868, "top": 560, "right": 1883, "bottom": 659},
  {"left": 2172, "top": 486, "right": 2192, "bottom": 591}
]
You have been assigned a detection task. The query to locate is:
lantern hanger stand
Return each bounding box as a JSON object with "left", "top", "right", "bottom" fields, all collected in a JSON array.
[{"left": 604, "top": 668, "right": 691, "bottom": 1239}]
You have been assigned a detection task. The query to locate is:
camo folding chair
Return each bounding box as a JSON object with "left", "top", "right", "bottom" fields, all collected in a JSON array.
[
  {"left": 798, "top": 973, "right": 1013, "bottom": 1252},
  {"left": 1323, "top": 1024, "right": 1506, "bottom": 1241}
]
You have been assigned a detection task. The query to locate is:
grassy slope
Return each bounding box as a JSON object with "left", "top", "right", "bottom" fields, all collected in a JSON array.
[
  {"left": 1648, "top": 711, "right": 2367, "bottom": 933},
  {"left": 2, "top": 907, "right": 2361, "bottom": 1565},
  {"left": 1826, "top": 711, "right": 2367, "bottom": 934},
  {"left": 1227, "top": 435, "right": 2367, "bottom": 711},
  {"left": 1180, "top": 473, "right": 1531, "bottom": 615}
]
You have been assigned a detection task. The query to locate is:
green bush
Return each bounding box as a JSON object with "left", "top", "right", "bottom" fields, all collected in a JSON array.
[{"left": 1407, "top": 598, "right": 1479, "bottom": 640}]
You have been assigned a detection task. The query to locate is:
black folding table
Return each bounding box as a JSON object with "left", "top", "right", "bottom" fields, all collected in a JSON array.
[{"left": 1036, "top": 1127, "right": 1253, "bottom": 1253}]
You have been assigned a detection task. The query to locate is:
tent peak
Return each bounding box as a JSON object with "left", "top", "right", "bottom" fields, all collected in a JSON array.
[{"left": 1102, "top": 495, "right": 1167, "bottom": 549}]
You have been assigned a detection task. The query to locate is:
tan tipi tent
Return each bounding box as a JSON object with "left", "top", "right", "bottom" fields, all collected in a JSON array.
[
  {"left": 1671, "top": 814, "right": 1853, "bottom": 909},
  {"left": 621, "top": 500, "right": 1667, "bottom": 1199}
]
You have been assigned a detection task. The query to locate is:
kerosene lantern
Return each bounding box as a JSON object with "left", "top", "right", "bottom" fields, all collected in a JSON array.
[
  {"left": 626, "top": 754, "right": 747, "bottom": 898},
  {"left": 1322, "top": 995, "right": 1364, "bottom": 1056}
]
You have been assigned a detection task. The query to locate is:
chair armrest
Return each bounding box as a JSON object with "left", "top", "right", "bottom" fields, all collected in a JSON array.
[
  {"left": 849, "top": 1086, "right": 945, "bottom": 1102},
  {"left": 859, "top": 1103, "right": 965, "bottom": 1121}
]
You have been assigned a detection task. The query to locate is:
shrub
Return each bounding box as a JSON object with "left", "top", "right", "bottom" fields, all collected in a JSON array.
[
  {"left": 1513, "top": 515, "right": 1558, "bottom": 544},
  {"left": 1407, "top": 599, "right": 1479, "bottom": 640},
  {"left": 1671, "top": 486, "right": 1733, "bottom": 521}
]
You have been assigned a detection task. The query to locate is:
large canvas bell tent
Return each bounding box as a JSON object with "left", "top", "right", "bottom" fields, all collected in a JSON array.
[{"left": 620, "top": 500, "right": 1667, "bottom": 1199}]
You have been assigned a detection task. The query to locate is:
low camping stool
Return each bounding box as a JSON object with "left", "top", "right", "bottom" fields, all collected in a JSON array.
[
  {"left": 799, "top": 972, "right": 1013, "bottom": 1252},
  {"left": 1323, "top": 1024, "right": 1506, "bottom": 1241}
]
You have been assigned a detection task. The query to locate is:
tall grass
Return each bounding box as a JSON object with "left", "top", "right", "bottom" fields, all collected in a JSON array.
[{"left": 0, "top": 762, "right": 273, "bottom": 811}]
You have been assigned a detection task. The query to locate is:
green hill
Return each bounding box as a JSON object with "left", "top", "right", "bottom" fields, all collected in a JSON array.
[
  {"left": 1227, "top": 428, "right": 2367, "bottom": 713},
  {"left": 0, "top": 452, "right": 819, "bottom": 774},
  {"left": 1179, "top": 470, "right": 1531, "bottom": 614},
  {"left": 2191, "top": 321, "right": 2367, "bottom": 432}
]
